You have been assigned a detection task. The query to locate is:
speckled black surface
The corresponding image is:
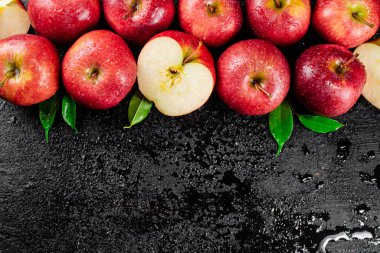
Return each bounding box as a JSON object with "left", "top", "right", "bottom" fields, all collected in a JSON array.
[{"left": 0, "top": 1, "right": 379, "bottom": 252}]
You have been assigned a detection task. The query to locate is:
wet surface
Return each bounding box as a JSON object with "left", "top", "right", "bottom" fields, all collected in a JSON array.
[{"left": 0, "top": 1, "right": 379, "bottom": 252}]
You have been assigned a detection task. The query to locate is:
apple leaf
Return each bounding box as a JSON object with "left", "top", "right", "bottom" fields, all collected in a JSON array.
[
  {"left": 298, "top": 115, "right": 344, "bottom": 133},
  {"left": 269, "top": 100, "right": 294, "bottom": 157},
  {"left": 39, "top": 94, "right": 60, "bottom": 143},
  {"left": 62, "top": 94, "right": 78, "bottom": 133},
  {"left": 125, "top": 90, "right": 153, "bottom": 129}
]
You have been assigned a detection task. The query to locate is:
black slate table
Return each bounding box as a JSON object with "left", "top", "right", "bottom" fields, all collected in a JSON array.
[{"left": 0, "top": 1, "right": 379, "bottom": 252}]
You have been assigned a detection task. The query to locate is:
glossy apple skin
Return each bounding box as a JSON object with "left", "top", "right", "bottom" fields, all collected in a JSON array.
[
  {"left": 103, "top": 0, "right": 175, "bottom": 47},
  {"left": 312, "top": 0, "right": 380, "bottom": 48},
  {"left": 178, "top": 0, "right": 243, "bottom": 47},
  {"left": 0, "top": 34, "right": 60, "bottom": 106},
  {"left": 152, "top": 30, "right": 216, "bottom": 81},
  {"left": 217, "top": 39, "right": 290, "bottom": 115},
  {"left": 246, "top": 0, "right": 311, "bottom": 47},
  {"left": 294, "top": 44, "right": 366, "bottom": 117},
  {"left": 28, "top": 0, "right": 101, "bottom": 44},
  {"left": 62, "top": 30, "right": 137, "bottom": 110}
]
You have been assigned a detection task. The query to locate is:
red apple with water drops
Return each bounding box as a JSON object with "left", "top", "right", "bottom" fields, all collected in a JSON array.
[
  {"left": 0, "top": 34, "right": 60, "bottom": 106},
  {"left": 294, "top": 44, "right": 367, "bottom": 117},
  {"left": 217, "top": 39, "right": 290, "bottom": 115},
  {"left": 178, "top": 0, "right": 243, "bottom": 47},
  {"left": 28, "top": 0, "right": 101, "bottom": 44},
  {"left": 312, "top": 0, "right": 380, "bottom": 48},
  {"left": 246, "top": 0, "right": 311, "bottom": 47},
  {"left": 103, "top": 0, "right": 175, "bottom": 47},
  {"left": 62, "top": 30, "right": 137, "bottom": 110}
]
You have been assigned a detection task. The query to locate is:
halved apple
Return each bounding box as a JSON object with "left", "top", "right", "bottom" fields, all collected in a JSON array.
[
  {"left": 137, "top": 31, "right": 215, "bottom": 116},
  {"left": 354, "top": 42, "right": 380, "bottom": 109},
  {"left": 0, "top": 0, "right": 30, "bottom": 39}
]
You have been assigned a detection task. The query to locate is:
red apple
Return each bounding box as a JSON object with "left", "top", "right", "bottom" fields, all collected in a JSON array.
[
  {"left": 137, "top": 30, "right": 215, "bottom": 116},
  {"left": 103, "top": 0, "right": 175, "bottom": 47},
  {"left": 62, "top": 30, "right": 137, "bottom": 110},
  {"left": 0, "top": 0, "right": 30, "bottom": 39},
  {"left": 294, "top": 44, "right": 366, "bottom": 117},
  {"left": 178, "top": 0, "right": 243, "bottom": 47},
  {"left": 246, "top": 0, "right": 311, "bottom": 47},
  {"left": 217, "top": 39, "right": 290, "bottom": 115},
  {"left": 312, "top": 0, "right": 380, "bottom": 48},
  {"left": 28, "top": 0, "right": 101, "bottom": 44},
  {"left": 0, "top": 34, "right": 59, "bottom": 106}
]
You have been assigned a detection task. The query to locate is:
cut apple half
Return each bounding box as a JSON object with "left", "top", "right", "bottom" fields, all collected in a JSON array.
[
  {"left": 354, "top": 43, "right": 380, "bottom": 109},
  {"left": 137, "top": 36, "right": 214, "bottom": 116},
  {"left": 0, "top": 0, "right": 30, "bottom": 39}
]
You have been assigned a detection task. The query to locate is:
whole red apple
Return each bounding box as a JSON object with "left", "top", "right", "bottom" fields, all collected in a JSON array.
[
  {"left": 217, "top": 39, "right": 290, "bottom": 115},
  {"left": 246, "top": 0, "right": 311, "bottom": 47},
  {"left": 178, "top": 0, "right": 243, "bottom": 47},
  {"left": 137, "top": 30, "right": 215, "bottom": 116},
  {"left": 103, "top": 0, "right": 175, "bottom": 47},
  {"left": 312, "top": 0, "right": 380, "bottom": 48},
  {"left": 294, "top": 44, "right": 366, "bottom": 117},
  {"left": 0, "top": 34, "right": 59, "bottom": 106},
  {"left": 62, "top": 30, "right": 137, "bottom": 110},
  {"left": 28, "top": 0, "right": 101, "bottom": 44}
]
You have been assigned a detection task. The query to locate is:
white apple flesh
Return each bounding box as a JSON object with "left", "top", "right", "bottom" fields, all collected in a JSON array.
[
  {"left": 138, "top": 35, "right": 214, "bottom": 116},
  {"left": 0, "top": 0, "right": 30, "bottom": 39},
  {"left": 354, "top": 43, "right": 380, "bottom": 109}
]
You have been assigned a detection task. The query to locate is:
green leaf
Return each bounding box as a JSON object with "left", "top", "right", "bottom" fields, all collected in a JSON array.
[
  {"left": 62, "top": 94, "right": 78, "bottom": 133},
  {"left": 39, "top": 94, "right": 60, "bottom": 143},
  {"left": 298, "top": 115, "right": 344, "bottom": 133},
  {"left": 124, "top": 90, "right": 153, "bottom": 129},
  {"left": 269, "top": 100, "right": 294, "bottom": 157}
]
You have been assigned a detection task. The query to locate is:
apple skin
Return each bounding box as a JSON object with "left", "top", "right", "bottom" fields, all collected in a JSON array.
[
  {"left": 178, "top": 0, "right": 243, "bottom": 47},
  {"left": 246, "top": 0, "right": 311, "bottom": 47},
  {"left": 103, "top": 0, "right": 175, "bottom": 47},
  {"left": 137, "top": 30, "right": 216, "bottom": 116},
  {"left": 0, "top": 34, "right": 60, "bottom": 106},
  {"left": 294, "top": 44, "right": 366, "bottom": 117},
  {"left": 312, "top": 0, "right": 380, "bottom": 48},
  {"left": 62, "top": 30, "right": 137, "bottom": 110},
  {"left": 28, "top": 0, "right": 101, "bottom": 44},
  {"left": 217, "top": 39, "right": 290, "bottom": 115}
]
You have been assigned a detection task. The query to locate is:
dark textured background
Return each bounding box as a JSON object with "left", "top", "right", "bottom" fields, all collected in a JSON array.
[{"left": 0, "top": 1, "right": 379, "bottom": 252}]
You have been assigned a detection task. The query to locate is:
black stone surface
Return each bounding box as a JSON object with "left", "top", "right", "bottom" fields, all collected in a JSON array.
[{"left": 1, "top": 1, "right": 379, "bottom": 252}]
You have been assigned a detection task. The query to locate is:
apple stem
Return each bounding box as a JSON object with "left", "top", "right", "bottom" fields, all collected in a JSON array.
[
  {"left": 0, "top": 71, "right": 15, "bottom": 88},
  {"left": 183, "top": 41, "right": 203, "bottom": 64},
  {"left": 336, "top": 53, "right": 359, "bottom": 74},
  {"left": 345, "top": 53, "right": 359, "bottom": 66},
  {"left": 274, "top": 0, "right": 282, "bottom": 8},
  {"left": 352, "top": 13, "right": 374, "bottom": 28},
  {"left": 255, "top": 83, "right": 272, "bottom": 98}
]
